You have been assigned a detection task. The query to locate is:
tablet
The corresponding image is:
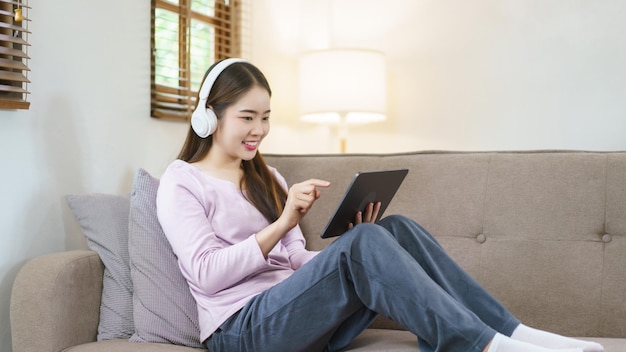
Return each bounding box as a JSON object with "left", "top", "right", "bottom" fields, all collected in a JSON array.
[{"left": 320, "top": 168, "right": 409, "bottom": 238}]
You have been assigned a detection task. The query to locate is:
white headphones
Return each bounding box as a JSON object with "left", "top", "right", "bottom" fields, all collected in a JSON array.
[{"left": 191, "top": 58, "right": 248, "bottom": 138}]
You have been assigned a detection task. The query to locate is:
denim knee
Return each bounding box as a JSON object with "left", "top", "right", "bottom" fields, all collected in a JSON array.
[
  {"left": 345, "top": 223, "right": 400, "bottom": 252},
  {"left": 377, "top": 215, "right": 440, "bottom": 247},
  {"left": 378, "top": 214, "right": 422, "bottom": 236},
  {"left": 378, "top": 214, "right": 413, "bottom": 227},
  {"left": 339, "top": 223, "right": 386, "bottom": 242}
]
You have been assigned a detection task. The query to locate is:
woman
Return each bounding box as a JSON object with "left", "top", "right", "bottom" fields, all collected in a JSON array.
[{"left": 156, "top": 58, "right": 604, "bottom": 352}]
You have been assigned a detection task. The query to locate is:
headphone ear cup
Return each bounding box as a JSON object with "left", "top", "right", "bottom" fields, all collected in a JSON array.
[
  {"left": 204, "top": 108, "right": 218, "bottom": 136},
  {"left": 191, "top": 106, "right": 218, "bottom": 138}
]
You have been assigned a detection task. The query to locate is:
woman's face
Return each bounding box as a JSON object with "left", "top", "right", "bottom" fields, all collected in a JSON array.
[{"left": 212, "top": 85, "right": 271, "bottom": 162}]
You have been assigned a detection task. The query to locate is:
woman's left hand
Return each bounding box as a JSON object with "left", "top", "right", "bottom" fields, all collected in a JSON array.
[{"left": 348, "top": 202, "right": 381, "bottom": 230}]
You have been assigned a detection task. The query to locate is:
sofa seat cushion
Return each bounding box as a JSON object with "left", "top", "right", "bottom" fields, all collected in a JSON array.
[
  {"left": 61, "top": 330, "right": 419, "bottom": 352},
  {"left": 62, "top": 339, "right": 206, "bottom": 352},
  {"left": 59, "top": 331, "right": 626, "bottom": 352},
  {"left": 346, "top": 329, "right": 419, "bottom": 351},
  {"left": 346, "top": 331, "right": 626, "bottom": 352}
]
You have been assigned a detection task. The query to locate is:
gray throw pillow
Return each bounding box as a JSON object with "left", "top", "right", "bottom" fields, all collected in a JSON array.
[
  {"left": 128, "top": 168, "right": 205, "bottom": 348},
  {"left": 66, "top": 193, "right": 134, "bottom": 340}
]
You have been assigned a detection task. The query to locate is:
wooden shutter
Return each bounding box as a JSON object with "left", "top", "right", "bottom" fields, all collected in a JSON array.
[
  {"left": 151, "top": 0, "right": 242, "bottom": 121},
  {"left": 0, "top": 0, "right": 30, "bottom": 110}
]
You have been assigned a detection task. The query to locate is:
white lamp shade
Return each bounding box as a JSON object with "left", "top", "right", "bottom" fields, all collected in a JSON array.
[{"left": 298, "top": 49, "right": 387, "bottom": 124}]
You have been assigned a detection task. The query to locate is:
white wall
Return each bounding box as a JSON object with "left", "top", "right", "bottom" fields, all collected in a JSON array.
[
  {"left": 1, "top": 1, "right": 626, "bottom": 350},
  {"left": 0, "top": 1, "right": 188, "bottom": 349}
]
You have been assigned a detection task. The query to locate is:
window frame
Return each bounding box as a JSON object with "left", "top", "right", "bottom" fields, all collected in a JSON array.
[
  {"left": 150, "top": 0, "right": 242, "bottom": 121},
  {"left": 0, "top": 0, "right": 30, "bottom": 110}
]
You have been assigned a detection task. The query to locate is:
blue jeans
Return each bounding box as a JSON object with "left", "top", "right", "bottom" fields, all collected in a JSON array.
[{"left": 206, "top": 215, "right": 520, "bottom": 352}]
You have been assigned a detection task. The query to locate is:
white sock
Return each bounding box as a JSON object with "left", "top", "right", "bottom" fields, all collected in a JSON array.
[
  {"left": 511, "top": 324, "right": 604, "bottom": 352},
  {"left": 488, "top": 333, "right": 583, "bottom": 352}
]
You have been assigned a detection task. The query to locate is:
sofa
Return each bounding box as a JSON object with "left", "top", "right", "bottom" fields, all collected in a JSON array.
[{"left": 10, "top": 150, "right": 626, "bottom": 352}]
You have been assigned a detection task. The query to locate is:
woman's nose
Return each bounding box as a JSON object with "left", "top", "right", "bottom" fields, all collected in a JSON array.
[{"left": 251, "top": 119, "right": 265, "bottom": 135}]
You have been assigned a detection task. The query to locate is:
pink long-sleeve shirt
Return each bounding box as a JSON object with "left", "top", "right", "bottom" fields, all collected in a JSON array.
[{"left": 156, "top": 160, "right": 319, "bottom": 342}]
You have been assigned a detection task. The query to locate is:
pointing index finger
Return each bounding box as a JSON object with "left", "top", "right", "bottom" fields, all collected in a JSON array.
[{"left": 307, "top": 179, "right": 331, "bottom": 188}]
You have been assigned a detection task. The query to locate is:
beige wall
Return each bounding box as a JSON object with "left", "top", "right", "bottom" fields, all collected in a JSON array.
[
  {"left": 0, "top": 1, "right": 187, "bottom": 349},
  {"left": 1, "top": 1, "right": 626, "bottom": 350},
  {"left": 254, "top": 0, "right": 626, "bottom": 153}
]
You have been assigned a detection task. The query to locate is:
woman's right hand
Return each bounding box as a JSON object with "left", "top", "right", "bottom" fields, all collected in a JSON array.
[
  {"left": 279, "top": 179, "right": 330, "bottom": 231},
  {"left": 257, "top": 179, "right": 329, "bottom": 258}
]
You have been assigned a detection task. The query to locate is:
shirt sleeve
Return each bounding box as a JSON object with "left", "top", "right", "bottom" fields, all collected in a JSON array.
[
  {"left": 283, "top": 227, "right": 320, "bottom": 269},
  {"left": 157, "top": 165, "right": 269, "bottom": 295}
]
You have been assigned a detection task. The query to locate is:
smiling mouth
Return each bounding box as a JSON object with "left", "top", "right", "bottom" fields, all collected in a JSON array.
[{"left": 243, "top": 141, "right": 258, "bottom": 150}]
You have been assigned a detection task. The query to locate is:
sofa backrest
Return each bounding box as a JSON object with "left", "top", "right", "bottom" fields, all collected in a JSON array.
[{"left": 264, "top": 151, "right": 626, "bottom": 338}]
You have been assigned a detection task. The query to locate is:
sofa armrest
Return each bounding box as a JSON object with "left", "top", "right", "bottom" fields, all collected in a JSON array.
[{"left": 11, "top": 250, "right": 104, "bottom": 352}]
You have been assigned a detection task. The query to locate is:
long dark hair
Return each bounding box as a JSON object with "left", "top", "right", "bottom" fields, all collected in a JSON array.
[{"left": 177, "top": 60, "right": 287, "bottom": 223}]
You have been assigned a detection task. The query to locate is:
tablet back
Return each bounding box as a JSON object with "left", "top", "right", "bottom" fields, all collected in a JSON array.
[{"left": 320, "top": 168, "right": 409, "bottom": 238}]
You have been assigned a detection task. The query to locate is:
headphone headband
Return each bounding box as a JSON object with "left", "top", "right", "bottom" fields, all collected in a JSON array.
[{"left": 198, "top": 58, "right": 248, "bottom": 101}]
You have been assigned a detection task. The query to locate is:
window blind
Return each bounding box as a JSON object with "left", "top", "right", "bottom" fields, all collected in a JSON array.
[
  {"left": 151, "top": 0, "right": 243, "bottom": 121},
  {"left": 0, "top": 0, "right": 30, "bottom": 110}
]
